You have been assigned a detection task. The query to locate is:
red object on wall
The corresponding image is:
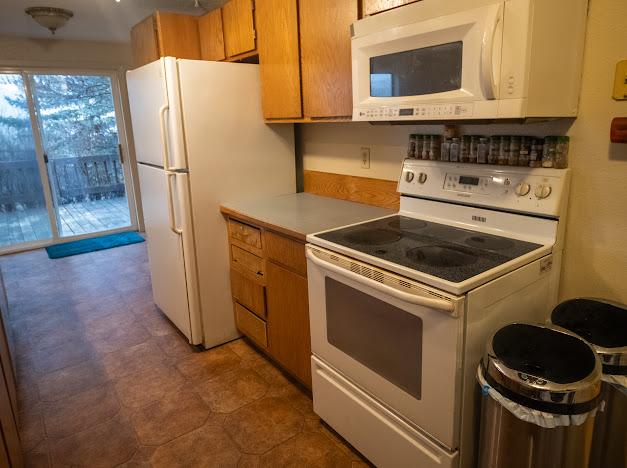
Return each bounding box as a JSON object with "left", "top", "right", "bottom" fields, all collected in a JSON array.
[{"left": 610, "top": 118, "right": 627, "bottom": 143}]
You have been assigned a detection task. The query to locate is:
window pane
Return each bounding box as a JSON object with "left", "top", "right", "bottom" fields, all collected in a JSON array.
[
  {"left": 325, "top": 277, "right": 423, "bottom": 399},
  {"left": 30, "top": 74, "right": 131, "bottom": 237},
  {"left": 370, "top": 41, "right": 463, "bottom": 97},
  {"left": 0, "top": 74, "right": 52, "bottom": 248}
]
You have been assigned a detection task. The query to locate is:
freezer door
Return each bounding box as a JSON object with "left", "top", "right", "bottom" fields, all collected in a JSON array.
[
  {"left": 127, "top": 57, "right": 187, "bottom": 169},
  {"left": 137, "top": 163, "right": 193, "bottom": 341}
]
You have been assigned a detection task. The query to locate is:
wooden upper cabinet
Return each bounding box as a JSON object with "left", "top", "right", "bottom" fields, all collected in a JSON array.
[
  {"left": 155, "top": 11, "right": 201, "bottom": 59},
  {"left": 299, "top": 0, "right": 357, "bottom": 118},
  {"left": 130, "top": 11, "right": 200, "bottom": 68},
  {"left": 222, "top": 0, "right": 256, "bottom": 58},
  {"left": 198, "top": 8, "right": 226, "bottom": 61},
  {"left": 362, "top": 0, "right": 421, "bottom": 16},
  {"left": 130, "top": 15, "right": 159, "bottom": 68},
  {"left": 256, "top": 0, "right": 302, "bottom": 119}
]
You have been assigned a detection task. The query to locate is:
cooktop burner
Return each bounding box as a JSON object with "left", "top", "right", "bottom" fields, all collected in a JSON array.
[
  {"left": 407, "top": 245, "right": 478, "bottom": 268},
  {"left": 314, "top": 215, "right": 543, "bottom": 283},
  {"left": 345, "top": 228, "right": 402, "bottom": 246}
]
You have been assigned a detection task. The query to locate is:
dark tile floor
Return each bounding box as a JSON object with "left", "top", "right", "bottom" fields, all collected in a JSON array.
[{"left": 1, "top": 242, "right": 369, "bottom": 467}]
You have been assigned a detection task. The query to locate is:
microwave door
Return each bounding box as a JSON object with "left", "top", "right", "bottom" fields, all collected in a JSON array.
[{"left": 352, "top": 2, "right": 506, "bottom": 120}]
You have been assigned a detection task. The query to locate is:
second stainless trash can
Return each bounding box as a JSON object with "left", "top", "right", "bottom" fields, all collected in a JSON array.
[
  {"left": 552, "top": 298, "right": 627, "bottom": 468},
  {"left": 477, "top": 323, "right": 602, "bottom": 468}
]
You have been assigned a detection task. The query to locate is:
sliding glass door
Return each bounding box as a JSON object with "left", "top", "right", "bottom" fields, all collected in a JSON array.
[{"left": 0, "top": 70, "right": 136, "bottom": 251}]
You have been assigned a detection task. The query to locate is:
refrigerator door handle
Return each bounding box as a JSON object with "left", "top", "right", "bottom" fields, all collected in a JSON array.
[
  {"left": 166, "top": 171, "right": 183, "bottom": 235},
  {"left": 159, "top": 104, "right": 175, "bottom": 171}
]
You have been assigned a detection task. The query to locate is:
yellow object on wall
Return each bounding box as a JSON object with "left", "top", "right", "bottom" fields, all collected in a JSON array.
[{"left": 612, "top": 60, "right": 627, "bottom": 100}]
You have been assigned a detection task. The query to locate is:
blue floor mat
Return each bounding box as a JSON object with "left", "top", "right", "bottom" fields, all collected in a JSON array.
[{"left": 45, "top": 232, "right": 145, "bottom": 259}]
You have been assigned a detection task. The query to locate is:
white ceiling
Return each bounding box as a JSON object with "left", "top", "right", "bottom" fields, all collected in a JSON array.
[{"left": 0, "top": 0, "right": 227, "bottom": 43}]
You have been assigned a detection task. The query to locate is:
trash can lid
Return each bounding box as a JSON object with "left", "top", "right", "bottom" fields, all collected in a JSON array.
[
  {"left": 552, "top": 298, "right": 627, "bottom": 376},
  {"left": 483, "top": 323, "right": 602, "bottom": 415}
]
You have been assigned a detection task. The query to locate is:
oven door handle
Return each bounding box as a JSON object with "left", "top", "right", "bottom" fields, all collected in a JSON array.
[{"left": 306, "top": 250, "right": 457, "bottom": 314}]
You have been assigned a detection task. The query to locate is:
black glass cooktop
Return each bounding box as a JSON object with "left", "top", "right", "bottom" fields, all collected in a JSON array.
[{"left": 315, "top": 215, "right": 543, "bottom": 283}]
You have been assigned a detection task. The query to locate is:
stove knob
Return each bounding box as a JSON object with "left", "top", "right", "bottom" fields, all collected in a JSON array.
[
  {"left": 417, "top": 173, "right": 428, "bottom": 184},
  {"left": 515, "top": 182, "right": 531, "bottom": 197},
  {"left": 534, "top": 184, "right": 552, "bottom": 199},
  {"left": 405, "top": 171, "right": 415, "bottom": 182}
]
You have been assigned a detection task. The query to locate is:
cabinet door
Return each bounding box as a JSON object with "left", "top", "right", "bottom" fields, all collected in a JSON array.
[
  {"left": 299, "top": 0, "right": 357, "bottom": 118},
  {"left": 266, "top": 261, "right": 312, "bottom": 387},
  {"left": 362, "top": 0, "right": 421, "bottom": 16},
  {"left": 155, "top": 11, "right": 201, "bottom": 60},
  {"left": 199, "top": 9, "right": 226, "bottom": 61},
  {"left": 256, "top": 0, "right": 302, "bottom": 119},
  {"left": 130, "top": 15, "right": 159, "bottom": 68},
  {"left": 222, "top": 0, "right": 256, "bottom": 58}
]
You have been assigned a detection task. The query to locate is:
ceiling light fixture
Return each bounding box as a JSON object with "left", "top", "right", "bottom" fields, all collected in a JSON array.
[{"left": 25, "top": 6, "right": 74, "bottom": 35}]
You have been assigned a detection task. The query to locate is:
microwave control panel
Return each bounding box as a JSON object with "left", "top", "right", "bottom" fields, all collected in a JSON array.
[{"left": 356, "top": 103, "right": 474, "bottom": 120}]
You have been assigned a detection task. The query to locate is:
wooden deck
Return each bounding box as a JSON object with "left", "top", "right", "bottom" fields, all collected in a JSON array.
[{"left": 0, "top": 197, "right": 131, "bottom": 248}]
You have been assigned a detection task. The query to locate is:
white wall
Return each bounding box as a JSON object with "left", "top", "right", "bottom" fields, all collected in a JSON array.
[{"left": 302, "top": 0, "right": 627, "bottom": 304}]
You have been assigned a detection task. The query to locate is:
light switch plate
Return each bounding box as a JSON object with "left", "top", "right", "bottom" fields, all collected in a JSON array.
[{"left": 612, "top": 60, "right": 627, "bottom": 100}]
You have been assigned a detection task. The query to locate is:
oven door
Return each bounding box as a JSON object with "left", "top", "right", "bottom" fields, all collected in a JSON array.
[
  {"left": 306, "top": 246, "right": 465, "bottom": 449},
  {"left": 352, "top": 1, "right": 504, "bottom": 120}
]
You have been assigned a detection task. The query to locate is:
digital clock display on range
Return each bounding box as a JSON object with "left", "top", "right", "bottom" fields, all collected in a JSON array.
[{"left": 458, "top": 176, "right": 480, "bottom": 186}]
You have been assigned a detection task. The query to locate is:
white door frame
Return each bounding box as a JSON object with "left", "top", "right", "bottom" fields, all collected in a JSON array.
[{"left": 0, "top": 66, "right": 140, "bottom": 254}]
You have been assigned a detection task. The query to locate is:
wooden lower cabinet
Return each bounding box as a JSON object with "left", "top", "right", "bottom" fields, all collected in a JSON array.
[
  {"left": 266, "top": 261, "right": 312, "bottom": 387},
  {"left": 226, "top": 215, "right": 312, "bottom": 388}
]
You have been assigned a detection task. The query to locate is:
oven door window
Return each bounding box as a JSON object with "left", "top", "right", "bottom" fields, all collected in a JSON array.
[
  {"left": 370, "top": 41, "right": 463, "bottom": 97},
  {"left": 325, "top": 277, "right": 423, "bottom": 399}
]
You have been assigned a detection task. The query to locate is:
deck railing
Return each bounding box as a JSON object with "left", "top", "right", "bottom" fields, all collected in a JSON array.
[{"left": 0, "top": 152, "right": 125, "bottom": 209}]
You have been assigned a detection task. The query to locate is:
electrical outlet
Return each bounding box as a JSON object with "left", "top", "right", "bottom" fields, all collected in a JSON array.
[{"left": 360, "top": 146, "right": 371, "bottom": 169}]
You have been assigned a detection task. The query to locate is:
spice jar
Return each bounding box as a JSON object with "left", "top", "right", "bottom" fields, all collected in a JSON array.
[
  {"left": 518, "top": 136, "right": 531, "bottom": 167},
  {"left": 477, "top": 137, "right": 488, "bottom": 164},
  {"left": 488, "top": 137, "right": 500, "bottom": 165},
  {"left": 460, "top": 136, "right": 471, "bottom": 163},
  {"left": 529, "top": 138, "right": 543, "bottom": 167},
  {"left": 498, "top": 136, "right": 510, "bottom": 165},
  {"left": 508, "top": 136, "right": 520, "bottom": 166},
  {"left": 407, "top": 134, "right": 418, "bottom": 158},
  {"left": 441, "top": 138, "right": 451, "bottom": 161},
  {"left": 421, "top": 135, "right": 430, "bottom": 160},
  {"left": 555, "top": 136, "right": 569, "bottom": 168},
  {"left": 542, "top": 137, "right": 556, "bottom": 168},
  {"left": 450, "top": 138, "right": 461, "bottom": 162},
  {"left": 469, "top": 136, "right": 479, "bottom": 163},
  {"left": 429, "top": 135, "right": 441, "bottom": 161}
]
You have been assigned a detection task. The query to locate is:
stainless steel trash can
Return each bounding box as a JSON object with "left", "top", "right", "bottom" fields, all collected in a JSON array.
[
  {"left": 552, "top": 298, "right": 627, "bottom": 468},
  {"left": 477, "top": 323, "right": 602, "bottom": 468}
]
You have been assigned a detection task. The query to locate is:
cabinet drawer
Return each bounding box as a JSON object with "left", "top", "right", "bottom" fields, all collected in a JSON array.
[
  {"left": 230, "top": 269, "right": 266, "bottom": 318},
  {"left": 234, "top": 303, "right": 268, "bottom": 348},
  {"left": 229, "top": 219, "right": 262, "bottom": 250},
  {"left": 231, "top": 245, "right": 265, "bottom": 280},
  {"left": 265, "top": 231, "right": 307, "bottom": 276}
]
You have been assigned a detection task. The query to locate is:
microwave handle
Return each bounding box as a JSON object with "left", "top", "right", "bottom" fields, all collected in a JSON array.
[
  {"left": 480, "top": 3, "right": 503, "bottom": 100},
  {"left": 306, "top": 249, "right": 457, "bottom": 315}
]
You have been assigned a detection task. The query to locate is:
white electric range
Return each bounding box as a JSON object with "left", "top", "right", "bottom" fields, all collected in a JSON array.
[{"left": 305, "top": 159, "right": 571, "bottom": 468}]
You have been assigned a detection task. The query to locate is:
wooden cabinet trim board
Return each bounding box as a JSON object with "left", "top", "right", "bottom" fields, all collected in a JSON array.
[{"left": 362, "top": 0, "right": 421, "bottom": 16}]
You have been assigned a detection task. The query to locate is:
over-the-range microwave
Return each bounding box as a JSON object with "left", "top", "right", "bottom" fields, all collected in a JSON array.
[{"left": 351, "top": 0, "right": 589, "bottom": 122}]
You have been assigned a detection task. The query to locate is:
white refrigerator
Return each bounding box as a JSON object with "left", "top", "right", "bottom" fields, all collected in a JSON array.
[{"left": 126, "top": 57, "right": 295, "bottom": 347}]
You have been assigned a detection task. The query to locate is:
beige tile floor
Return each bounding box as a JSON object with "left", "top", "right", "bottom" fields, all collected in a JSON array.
[{"left": 1, "top": 242, "right": 370, "bottom": 467}]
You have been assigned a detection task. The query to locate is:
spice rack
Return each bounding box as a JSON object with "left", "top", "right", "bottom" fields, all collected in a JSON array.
[{"left": 407, "top": 134, "right": 569, "bottom": 169}]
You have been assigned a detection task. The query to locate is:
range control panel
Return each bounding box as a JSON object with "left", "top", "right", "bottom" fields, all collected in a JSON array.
[{"left": 398, "top": 160, "right": 570, "bottom": 218}]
